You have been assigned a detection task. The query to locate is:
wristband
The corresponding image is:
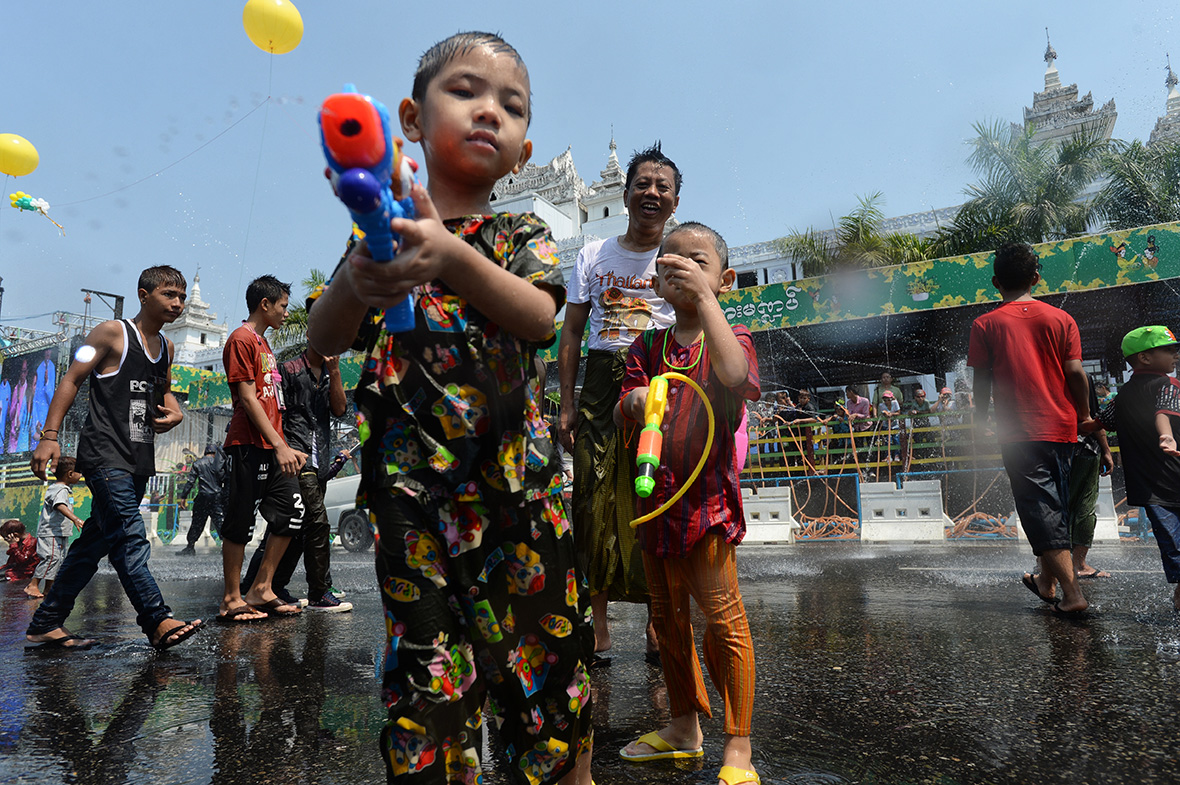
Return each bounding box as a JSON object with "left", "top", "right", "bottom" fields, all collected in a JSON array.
[
  {"left": 41, "top": 428, "right": 59, "bottom": 434},
  {"left": 39, "top": 437, "right": 58, "bottom": 442}
]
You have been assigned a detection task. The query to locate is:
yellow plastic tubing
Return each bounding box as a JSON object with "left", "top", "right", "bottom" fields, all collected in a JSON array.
[{"left": 629, "top": 371, "right": 715, "bottom": 528}]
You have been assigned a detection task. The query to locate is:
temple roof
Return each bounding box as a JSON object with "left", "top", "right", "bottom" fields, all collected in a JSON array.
[
  {"left": 492, "top": 147, "right": 588, "bottom": 205},
  {"left": 1149, "top": 56, "right": 1180, "bottom": 146},
  {"left": 1019, "top": 36, "right": 1117, "bottom": 146}
]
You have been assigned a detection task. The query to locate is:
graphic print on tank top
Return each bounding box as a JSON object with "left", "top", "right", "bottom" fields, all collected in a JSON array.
[{"left": 128, "top": 323, "right": 168, "bottom": 445}]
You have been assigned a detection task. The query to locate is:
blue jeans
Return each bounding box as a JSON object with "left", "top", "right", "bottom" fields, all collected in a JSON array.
[
  {"left": 28, "top": 468, "right": 172, "bottom": 637},
  {"left": 1144, "top": 505, "right": 1180, "bottom": 583}
]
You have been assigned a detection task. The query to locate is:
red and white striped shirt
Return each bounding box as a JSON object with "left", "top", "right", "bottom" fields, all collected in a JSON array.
[{"left": 621, "top": 325, "right": 761, "bottom": 558}]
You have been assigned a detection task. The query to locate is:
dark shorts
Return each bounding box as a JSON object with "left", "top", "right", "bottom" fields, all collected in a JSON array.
[
  {"left": 222, "top": 444, "right": 306, "bottom": 545},
  {"left": 1000, "top": 441, "right": 1073, "bottom": 555},
  {"left": 1067, "top": 448, "right": 1101, "bottom": 547}
]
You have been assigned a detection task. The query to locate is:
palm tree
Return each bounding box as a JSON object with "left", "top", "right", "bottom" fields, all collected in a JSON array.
[
  {"left": 777, "top": 193, "right": 933, "bottom": 277},
  {"left": 273, "top": 268, "right": 327, "bottom": 352},
  {"left": 931, "top": 120, "right": 1107, "bottom": 256},
  {"left": 1095, "top": 139, "right": 1180, "bottom": 230}
]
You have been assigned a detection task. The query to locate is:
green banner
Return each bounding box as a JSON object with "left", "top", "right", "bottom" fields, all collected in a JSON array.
[{"left": 715, "top": 221, "right": 1180, "bottom": 331}]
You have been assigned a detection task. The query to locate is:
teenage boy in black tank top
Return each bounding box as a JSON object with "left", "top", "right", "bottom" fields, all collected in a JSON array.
[{"left": 26, "top": 266, "right": 202, "bottom": 651}]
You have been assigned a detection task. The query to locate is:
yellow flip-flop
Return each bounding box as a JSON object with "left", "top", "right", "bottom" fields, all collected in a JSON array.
[
  {"left": 619, "top": 731, "right": 704, "bottom": 762},
  {"left": 718, "top": 765, "right": 761, "bottom": 785}
]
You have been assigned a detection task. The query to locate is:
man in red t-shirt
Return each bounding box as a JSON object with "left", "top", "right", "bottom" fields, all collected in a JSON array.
[
  {"left": 968, "top": 242, "right": 1095, "bottom": 616},
  {"left": 218, "top": 275, "right": 307, "bottom": 623}
]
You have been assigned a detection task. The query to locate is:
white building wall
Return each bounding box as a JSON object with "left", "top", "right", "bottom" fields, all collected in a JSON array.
[
  {"left": 493, "top": 194, "right": 577, "bottom": 240},
  {"left": 579, "top": 212, "right": 629, "bottom": 239}
]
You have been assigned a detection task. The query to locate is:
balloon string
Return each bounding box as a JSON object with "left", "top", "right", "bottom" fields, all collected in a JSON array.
[
  {"left": 40, "top": 210, "right": 66, "bottom": 236},
  {"left": 55, "top": 100, "right": 268, "bottom": 208},
  {"left": 232, "top": 94, "right": 272, "bottom": 324}
]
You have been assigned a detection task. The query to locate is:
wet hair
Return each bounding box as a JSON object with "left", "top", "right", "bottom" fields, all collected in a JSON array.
[
  {"left": 1, "top": 519, "right": 25, "bottom": 538},
  {"left": 993, "top": 242, "right": 1039, "bottom": 291},
  {"left": 412, "top": 32, "right": 530, "bottom": 122},
  {"left": 625, "top": 141, "right": 682, "bottom": 196},
  {"left": 138, "top": 266, "right": 186, "bottom": 295},
  {"left": 54, "top": 455, "right": 76, "bottom": 481},
  {"left": 245, "top": 275, "right": 291, "bottom": 313},
  {"left": 662, "top": 221, "right": 729, "bottom": 270}
]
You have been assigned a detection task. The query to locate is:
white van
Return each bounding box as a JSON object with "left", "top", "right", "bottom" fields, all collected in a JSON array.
[{"left": 322, "top": 473, "right": 372, "bottom": 552}]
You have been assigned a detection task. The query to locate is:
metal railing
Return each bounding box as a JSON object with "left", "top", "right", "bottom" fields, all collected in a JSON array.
[{"left": 742, "top": 411, "right": 1004, "bottom": 484}]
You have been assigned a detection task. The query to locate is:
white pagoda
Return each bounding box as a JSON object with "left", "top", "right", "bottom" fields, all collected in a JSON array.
[
  {"left": 1017, "top": 32, "right": 1117, "bottom": 147},
  {"left": 162, "top": 271, "right": 227, "bottom": 368},
  {"left": 1148, "top": 57, "right": 1180, "bottom": 146}
]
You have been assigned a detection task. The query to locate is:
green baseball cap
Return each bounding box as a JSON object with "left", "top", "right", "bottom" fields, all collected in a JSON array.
[{"left": 1122, "top": 325, "right": 1180, "bottom": 357}]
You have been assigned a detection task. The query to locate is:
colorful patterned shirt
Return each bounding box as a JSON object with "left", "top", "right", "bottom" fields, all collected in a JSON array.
[
  {"left": 336, "top": 213, "right": 566, "bottom": 507},
  {"left": 621, "top": 325, "right": 761, "bottom": 558}
]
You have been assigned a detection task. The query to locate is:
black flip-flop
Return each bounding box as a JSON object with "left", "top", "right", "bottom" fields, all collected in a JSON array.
[
  {"left": 215, "top": 605, "right": 269, "bottom": 624},
  {"left": 255, "top": 597, "right": 301, "bottom": 617},
  {"left": 25, "top": 635, "right": 94, "bottom": 651},
  {"left": 1077, "top": 570, "right": 1111, "bottom": 579},
  {"left": 1050, "top": 603, "right": 1090, "bottom": 619},
  {"left": 151, "top": 619, "right": 204, "bottom": 651},
  {"left": 1022, "top": 573, "right": 1055, "bottom": 604},
  {"left": 589, "top": 653, "right": 612, "bottom": 669}
]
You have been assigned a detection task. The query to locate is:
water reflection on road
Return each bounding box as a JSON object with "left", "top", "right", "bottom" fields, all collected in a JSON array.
[{"left": 3, "top": 545, "right": 1180, "bottom": 784}]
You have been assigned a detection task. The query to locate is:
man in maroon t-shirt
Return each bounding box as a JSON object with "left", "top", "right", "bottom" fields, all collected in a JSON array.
[
  {"left": 217, "top": 275, "right": 307, "bottom": 623},
  {"left": 968, "top": 242, "right": 1095, "bottom": 616}
]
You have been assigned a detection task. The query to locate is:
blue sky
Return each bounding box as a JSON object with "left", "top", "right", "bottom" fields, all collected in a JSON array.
[{"left": 1, "top": 1, "right": 1176, "bottom": 334}]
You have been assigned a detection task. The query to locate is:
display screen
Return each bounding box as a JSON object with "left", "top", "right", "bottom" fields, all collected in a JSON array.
[{"left": 0, "top": 348, "right": 59, "bottom": 456}]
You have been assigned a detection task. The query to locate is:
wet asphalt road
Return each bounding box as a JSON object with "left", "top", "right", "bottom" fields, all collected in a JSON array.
[{"left": 2, "top": 542, "right": 1179, "bottom": 784}]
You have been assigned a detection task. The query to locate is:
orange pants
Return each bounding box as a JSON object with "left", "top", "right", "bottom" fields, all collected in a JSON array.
[{"left": 642, "top": 534, "right": 755, "bottom": 736}]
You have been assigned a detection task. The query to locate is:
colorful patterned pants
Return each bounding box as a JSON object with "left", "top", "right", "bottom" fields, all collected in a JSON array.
[
  {"left": 372, "top": 489, "right": 595, "bottom": 785},
  {"left": 643, "top": 533, "right": 755, "bottom": 736}
]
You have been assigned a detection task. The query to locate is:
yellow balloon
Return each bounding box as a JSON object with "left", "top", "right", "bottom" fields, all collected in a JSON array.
[
  {"left": 242, "top": 0, "right": 304, "bottom": 55},
  {"left": 0, "top": 134, "right": 39, "bottom": 177}
]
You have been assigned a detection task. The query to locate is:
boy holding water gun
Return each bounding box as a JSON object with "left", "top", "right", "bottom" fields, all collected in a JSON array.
[
  {"left": 614, "top": 222, "right": 762, "bottom": 785},
  {"left": 307, "top": 32, "right": 594, "bottom": 785}
]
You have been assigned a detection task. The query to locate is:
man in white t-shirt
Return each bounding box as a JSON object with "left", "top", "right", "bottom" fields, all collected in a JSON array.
[{"left": 558, "top": 142, "right": 680, "bottom": 665}]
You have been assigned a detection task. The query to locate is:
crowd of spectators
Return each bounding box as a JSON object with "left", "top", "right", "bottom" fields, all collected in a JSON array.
[{"left": 747, "top": 370, "right": 990, "bottom": 475}]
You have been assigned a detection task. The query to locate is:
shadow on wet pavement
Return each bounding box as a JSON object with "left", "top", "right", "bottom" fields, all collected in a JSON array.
[{"left": 2, "top": 543, "right": 1180, "bottom": 784}]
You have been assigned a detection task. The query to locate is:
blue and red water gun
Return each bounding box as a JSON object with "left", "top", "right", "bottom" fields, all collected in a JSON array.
[{"left": 319, "top": 84, "right": 419, "bottom": 332}]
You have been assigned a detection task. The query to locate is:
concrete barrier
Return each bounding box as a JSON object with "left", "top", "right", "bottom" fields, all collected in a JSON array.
[
  {"left": 145, "top": 515, "right": 164, "bottom": 548},
  {"left": 1094, "top": 474, "right": 1120, "bottom": 543},
  {"left": 1012, "top": 473, "right": 1118, "bottom": 544},
  {"left": 741, "top": 485, "right": 798, "bottom": 544},
  {"left": 859, "top": 480, "right": 948, "bottom": 542}
]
